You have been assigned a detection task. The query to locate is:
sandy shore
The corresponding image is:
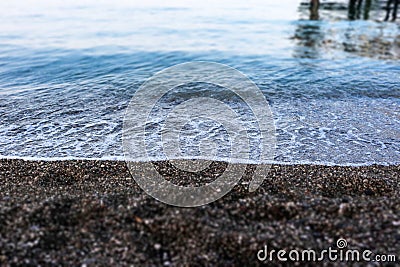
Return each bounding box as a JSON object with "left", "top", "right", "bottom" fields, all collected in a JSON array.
[{"left": 0, "top": 159, "right": 399, "bottom": 266}]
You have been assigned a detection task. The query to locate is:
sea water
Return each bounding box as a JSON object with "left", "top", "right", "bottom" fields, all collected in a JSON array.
[{"left": 0, "top": 0, "right": 399, "bottom": 165}]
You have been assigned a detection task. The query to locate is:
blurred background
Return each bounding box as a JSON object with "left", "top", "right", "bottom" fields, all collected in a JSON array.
[{"left": 0, "top": 0, "right": 398, "bottom": 58}]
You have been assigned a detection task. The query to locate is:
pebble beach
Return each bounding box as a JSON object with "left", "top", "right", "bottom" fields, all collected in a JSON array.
[{"left": 0, "top": 159, "right": 399, "bottom": 266}]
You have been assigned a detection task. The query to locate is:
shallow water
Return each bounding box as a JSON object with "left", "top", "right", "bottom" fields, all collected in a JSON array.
[{"left": 0, "top": 0, "right": 399, "bottom": 165}]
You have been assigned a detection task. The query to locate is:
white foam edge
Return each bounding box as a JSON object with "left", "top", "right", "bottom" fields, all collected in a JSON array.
[{"left": 0, "top": 155, "right": 396, "bottom": 167}]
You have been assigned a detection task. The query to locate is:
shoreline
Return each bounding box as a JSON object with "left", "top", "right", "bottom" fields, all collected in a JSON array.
[
  {"left": 0, "top": 155, "right": 398, "bottom": 167},
  {"left": 0, "top": 159, "right": 399, "bottom": 265}
]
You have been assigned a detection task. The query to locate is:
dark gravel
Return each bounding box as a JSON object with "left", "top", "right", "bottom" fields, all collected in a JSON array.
[{"left": 0, "top": 159, "right": 399, "bottom": 266}]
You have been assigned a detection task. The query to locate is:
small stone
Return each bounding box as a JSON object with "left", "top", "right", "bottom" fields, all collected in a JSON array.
[
  {"left": 338, "top": 203, "right": 350, "bottom": 216},
  {"left": 364, "top": 189, "right": 374, "bottom": 196}
]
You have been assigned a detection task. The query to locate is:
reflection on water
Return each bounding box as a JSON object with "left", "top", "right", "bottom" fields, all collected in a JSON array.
[
  {"left": 293, "top": 22, "right": 324, "bottom": 58},
  {"left": 384, "top": 0, "right": 399, "bottom": 21},
  {"left": 348, "top": 0, "right": 372, "bottom": 20},
  {"left": 310, "top": 0, "right": 320, "bottom": 20},
  {"left": 295, "top": 0, "right": 400, "bottom": 59}
]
